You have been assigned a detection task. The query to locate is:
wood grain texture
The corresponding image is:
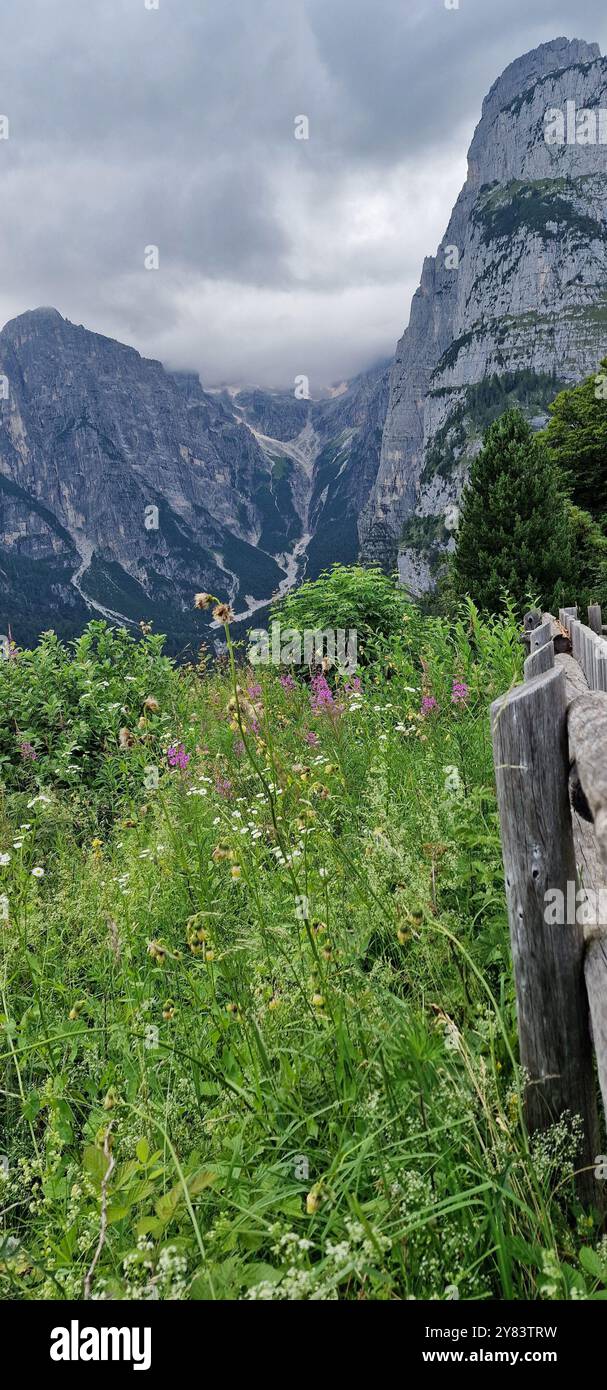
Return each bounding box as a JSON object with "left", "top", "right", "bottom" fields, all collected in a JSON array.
[
  {"left": 524, "top": 609, "right": 543, "bottom": 632},
  {"left": 585, "top": 936, "right": 607, "bottom": 1121},
  {"left": 555, "top": 651, "right": 590, "bottom": 704},
  {"left": 491, "top": 666, "right": 600, "bottom": 1200},
  {"left": 524, "top": 644, "right": 555, "bottom": 681},
  {"left": 560, "top": 606, "right": 578, "bottom": 630},
  {"left": 530, "top": 620, "right": 553, "bottom": 653},
  {"left": 588, "top": 604, "right": 603, "bottom": 636},
  {"left": 568, "top": 692, "right": 607, "bottom": 867}
]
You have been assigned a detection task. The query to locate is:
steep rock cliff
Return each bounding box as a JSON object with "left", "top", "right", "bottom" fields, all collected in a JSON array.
[{"left": 359, "top": 37, "right": 607, "bottom": 591}]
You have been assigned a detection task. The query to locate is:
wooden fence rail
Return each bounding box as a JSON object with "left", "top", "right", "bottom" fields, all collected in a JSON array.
[{"left": 493, "top": 603, "right": 607, "bottom": 1206}]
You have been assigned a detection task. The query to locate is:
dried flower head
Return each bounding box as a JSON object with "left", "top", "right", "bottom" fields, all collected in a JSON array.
[
  {"left": 194, "top": 592, "right": 213, "bottom": 610},
  {"left": 213, "top": 603, "right": 234, "bottom": 624},
  {"left": 143, "top": 696, "right": 160, "bottom": 713},
  {"left": 119, "top": 727, "right": 135, "bottom": 749}
]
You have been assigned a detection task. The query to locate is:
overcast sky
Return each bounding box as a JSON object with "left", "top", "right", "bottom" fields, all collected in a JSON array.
[{"left": 1, "top": 0, "right": 607, "bottom": 390}]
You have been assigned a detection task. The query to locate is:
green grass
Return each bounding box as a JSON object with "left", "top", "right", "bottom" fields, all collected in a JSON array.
[{"left": 0, "top": 600, "right": 605, "bottom": 1301}]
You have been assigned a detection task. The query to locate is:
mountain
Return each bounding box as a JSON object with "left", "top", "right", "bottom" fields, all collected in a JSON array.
[
  {"left": 0, "top": 308, "right": 388, "bottom": 653},
  {"left": 359, "top": 36, "right": 607, "bottom": 592}
]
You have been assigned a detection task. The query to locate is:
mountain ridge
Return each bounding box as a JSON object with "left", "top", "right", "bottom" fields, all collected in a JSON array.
[{"left": 0, "top": 307, "right": 388, "bottom": 652}]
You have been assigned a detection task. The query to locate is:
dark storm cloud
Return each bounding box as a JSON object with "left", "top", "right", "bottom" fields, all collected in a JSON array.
[{"left": 1, "top": 0, "right": 607, "bottom": 388}]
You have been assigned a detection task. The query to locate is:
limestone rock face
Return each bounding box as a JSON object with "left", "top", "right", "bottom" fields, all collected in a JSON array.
[
  {"left": 359, "top": 37, "right": 607, "bottom": 589},
  {"left": 0, "top": 309, "right": 387, "bottom": 651}
]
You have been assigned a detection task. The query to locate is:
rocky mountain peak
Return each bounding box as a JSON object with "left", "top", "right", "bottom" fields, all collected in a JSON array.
[
  {"left": 478, "top": 38, "right": 601, "bottom": 127},
  {"left": 359, "top": 36, "right": 607, "bottom": 590}
]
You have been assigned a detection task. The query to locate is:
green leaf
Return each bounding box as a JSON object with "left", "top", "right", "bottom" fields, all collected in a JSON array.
[
  {"left": 580, "top": 1247, "right": 607, "bottom": 1282},
  {"left": 136, "top": 1137, "right": 150, "bottom": 1165},
  {"left": 83, "top": 1145, "right": 111, "bottom": 1189}
]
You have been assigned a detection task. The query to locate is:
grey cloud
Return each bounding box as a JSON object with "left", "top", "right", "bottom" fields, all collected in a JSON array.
[{"left": 1, "top": 0, "right": 607, "bottom": 386}]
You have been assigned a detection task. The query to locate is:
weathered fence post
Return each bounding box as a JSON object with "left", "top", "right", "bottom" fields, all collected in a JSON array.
[
  {"left": 570, "top": 618, "right": 581, "bottom": 663},
  {"left": 588, "top": 604, "right": 603, "bottom": 636},
  {"left": 491, "top": 667, "right": 600, "bottom": 1202},
  {"left": 585, "top": 937, "right": 607, "bottom": 1122},
  {"left": 560, "top": 606, "right": 578, "bottom": 630},
  {"left": 524, "top": 644, "right": 554, "bottom": 681},
  {"left": 529, "top": 620, "right": 553, "bottom": 653}
]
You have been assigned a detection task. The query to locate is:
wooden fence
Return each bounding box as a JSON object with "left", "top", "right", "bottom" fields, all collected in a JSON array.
[{"left": 492, "top": 604, "right": 607, "bottom": 1205}]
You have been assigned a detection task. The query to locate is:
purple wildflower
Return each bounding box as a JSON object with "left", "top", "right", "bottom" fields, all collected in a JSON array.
[
  {"left": 280, "top": 674, "right": 296, "bottom": 691},
  {"left": 451, "top": 680, "right": 469, "bottom": 705},
  {"left": 310, "top": 673, "right": 335, "bottom": 713},
  {"left": 19, "top": 741, "right": 37, "bottom": 761},
  {"left": 420, "top": 695, "right": 439, "bottom": 717},
  {"left": 215, "top": 775, "right": 233, "bottom": 799},
  {"left": 247, "top": 682, "right": 262, "bottom": 699},
  {"left": 233, "top": 738, "right": 245, "bottom": 756},
  {"left": 345, "top": 676, "right": 362, "bottom": 695},
  {"left": 167, "top": 743, "right": 190, "bottom": 771},
  {"left": 305, "top": 730, "right": 320, "bottom": 747}
]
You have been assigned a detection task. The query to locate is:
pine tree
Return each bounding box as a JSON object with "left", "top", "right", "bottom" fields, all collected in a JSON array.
[
  {"left": 542, "top": 358, "right": 607, "bottom": 518},
  {"left": 452, "top": 408, "right": 573, "bottom": 613}
]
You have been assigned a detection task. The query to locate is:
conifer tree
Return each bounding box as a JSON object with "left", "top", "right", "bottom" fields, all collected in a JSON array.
[
  {"left": 452, "top": 408, "right": 573, "bottom": 613},
  {"left": 542, "top": 358, "right": 607, "bottom": 518}
]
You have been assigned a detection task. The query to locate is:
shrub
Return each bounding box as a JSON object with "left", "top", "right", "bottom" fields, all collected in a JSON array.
[
  {"left": 0, "top": 620, "right": 176, "bottom": 800},
  {"left": 270, "top": 563, "right": 411, "bottom": 666}
]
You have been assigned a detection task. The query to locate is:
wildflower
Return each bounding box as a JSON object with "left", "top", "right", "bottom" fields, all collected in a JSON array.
[
  {"left": 311, "top": 993, "right": 325, "bottom": 1009},
  {"left": 0, "top": 853, "right": 10, "bottom": 867},
  {"left": 194, "top": 592, "right": 213, "bottom": 610},
  {"left": 139, "top": 620, "right": 153, "bottom": 634},
  {"left": 247, "top": 682, "right": 262, "bottom": 699},
  {"left": 280, "top": 673, "right": 296, "bottom": 691},
  {"left": 444, "top": 765, "right": 462, "bottom": 795},
  {"left": 233, "top": 738, "right": 245, "bottom": 756},
  {"left": 231, "top": 864, "right": 242, "bottom": 881},
  {"left": 31, "top": 866, "right": 45, "bottom": 878},
  {"left": 18, "top": 741, "right": 37, "bottom": 761},
  {"left": 310, "top": 673, "right": 334, "bottom": 713},
  {"left": 215, "top": 775, "right": 233, "bottom": 799},
  {"left": 212, "top": 844, "right": 232, "bottom": 862},
  {"left": 420, "top": 695, "right": 438, "bottom": 716},
  {"left": 306, "top": 1184, "right": 324, "bottom": 1214},
  {"left": 167, "top": 743, "right": 190, "bottom": 771},
  {"left": 69, "top": 1000, "right": 86, "bottom": 1021},
  {"left": 305, "top": 730, "right": 320, "bottom": 748},
  {"left": 213, "top": 603, "right": 234, "bottom": 624},
  {"left": 344, "top": 676, "right": 362, "bottom": 695},
  {"left": 143, "top": 696, "right": 160, "bottom": 713},
  {"left": 119, "top": 727, "right": 135, "bottom": 749},
  {"left": 451, "top": 679, "right": 469, "bottom": 704},
  {"left": 147, "top": 939, "right": 167, "bottom": 963},
  {"left": 162, "top": 1000, "right": 175, "bottom": 1021}
]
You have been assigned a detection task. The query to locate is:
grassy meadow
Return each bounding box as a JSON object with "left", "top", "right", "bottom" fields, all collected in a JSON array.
[{"left": 1, "top": 578, "right": 606, "bottom": 1302}]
